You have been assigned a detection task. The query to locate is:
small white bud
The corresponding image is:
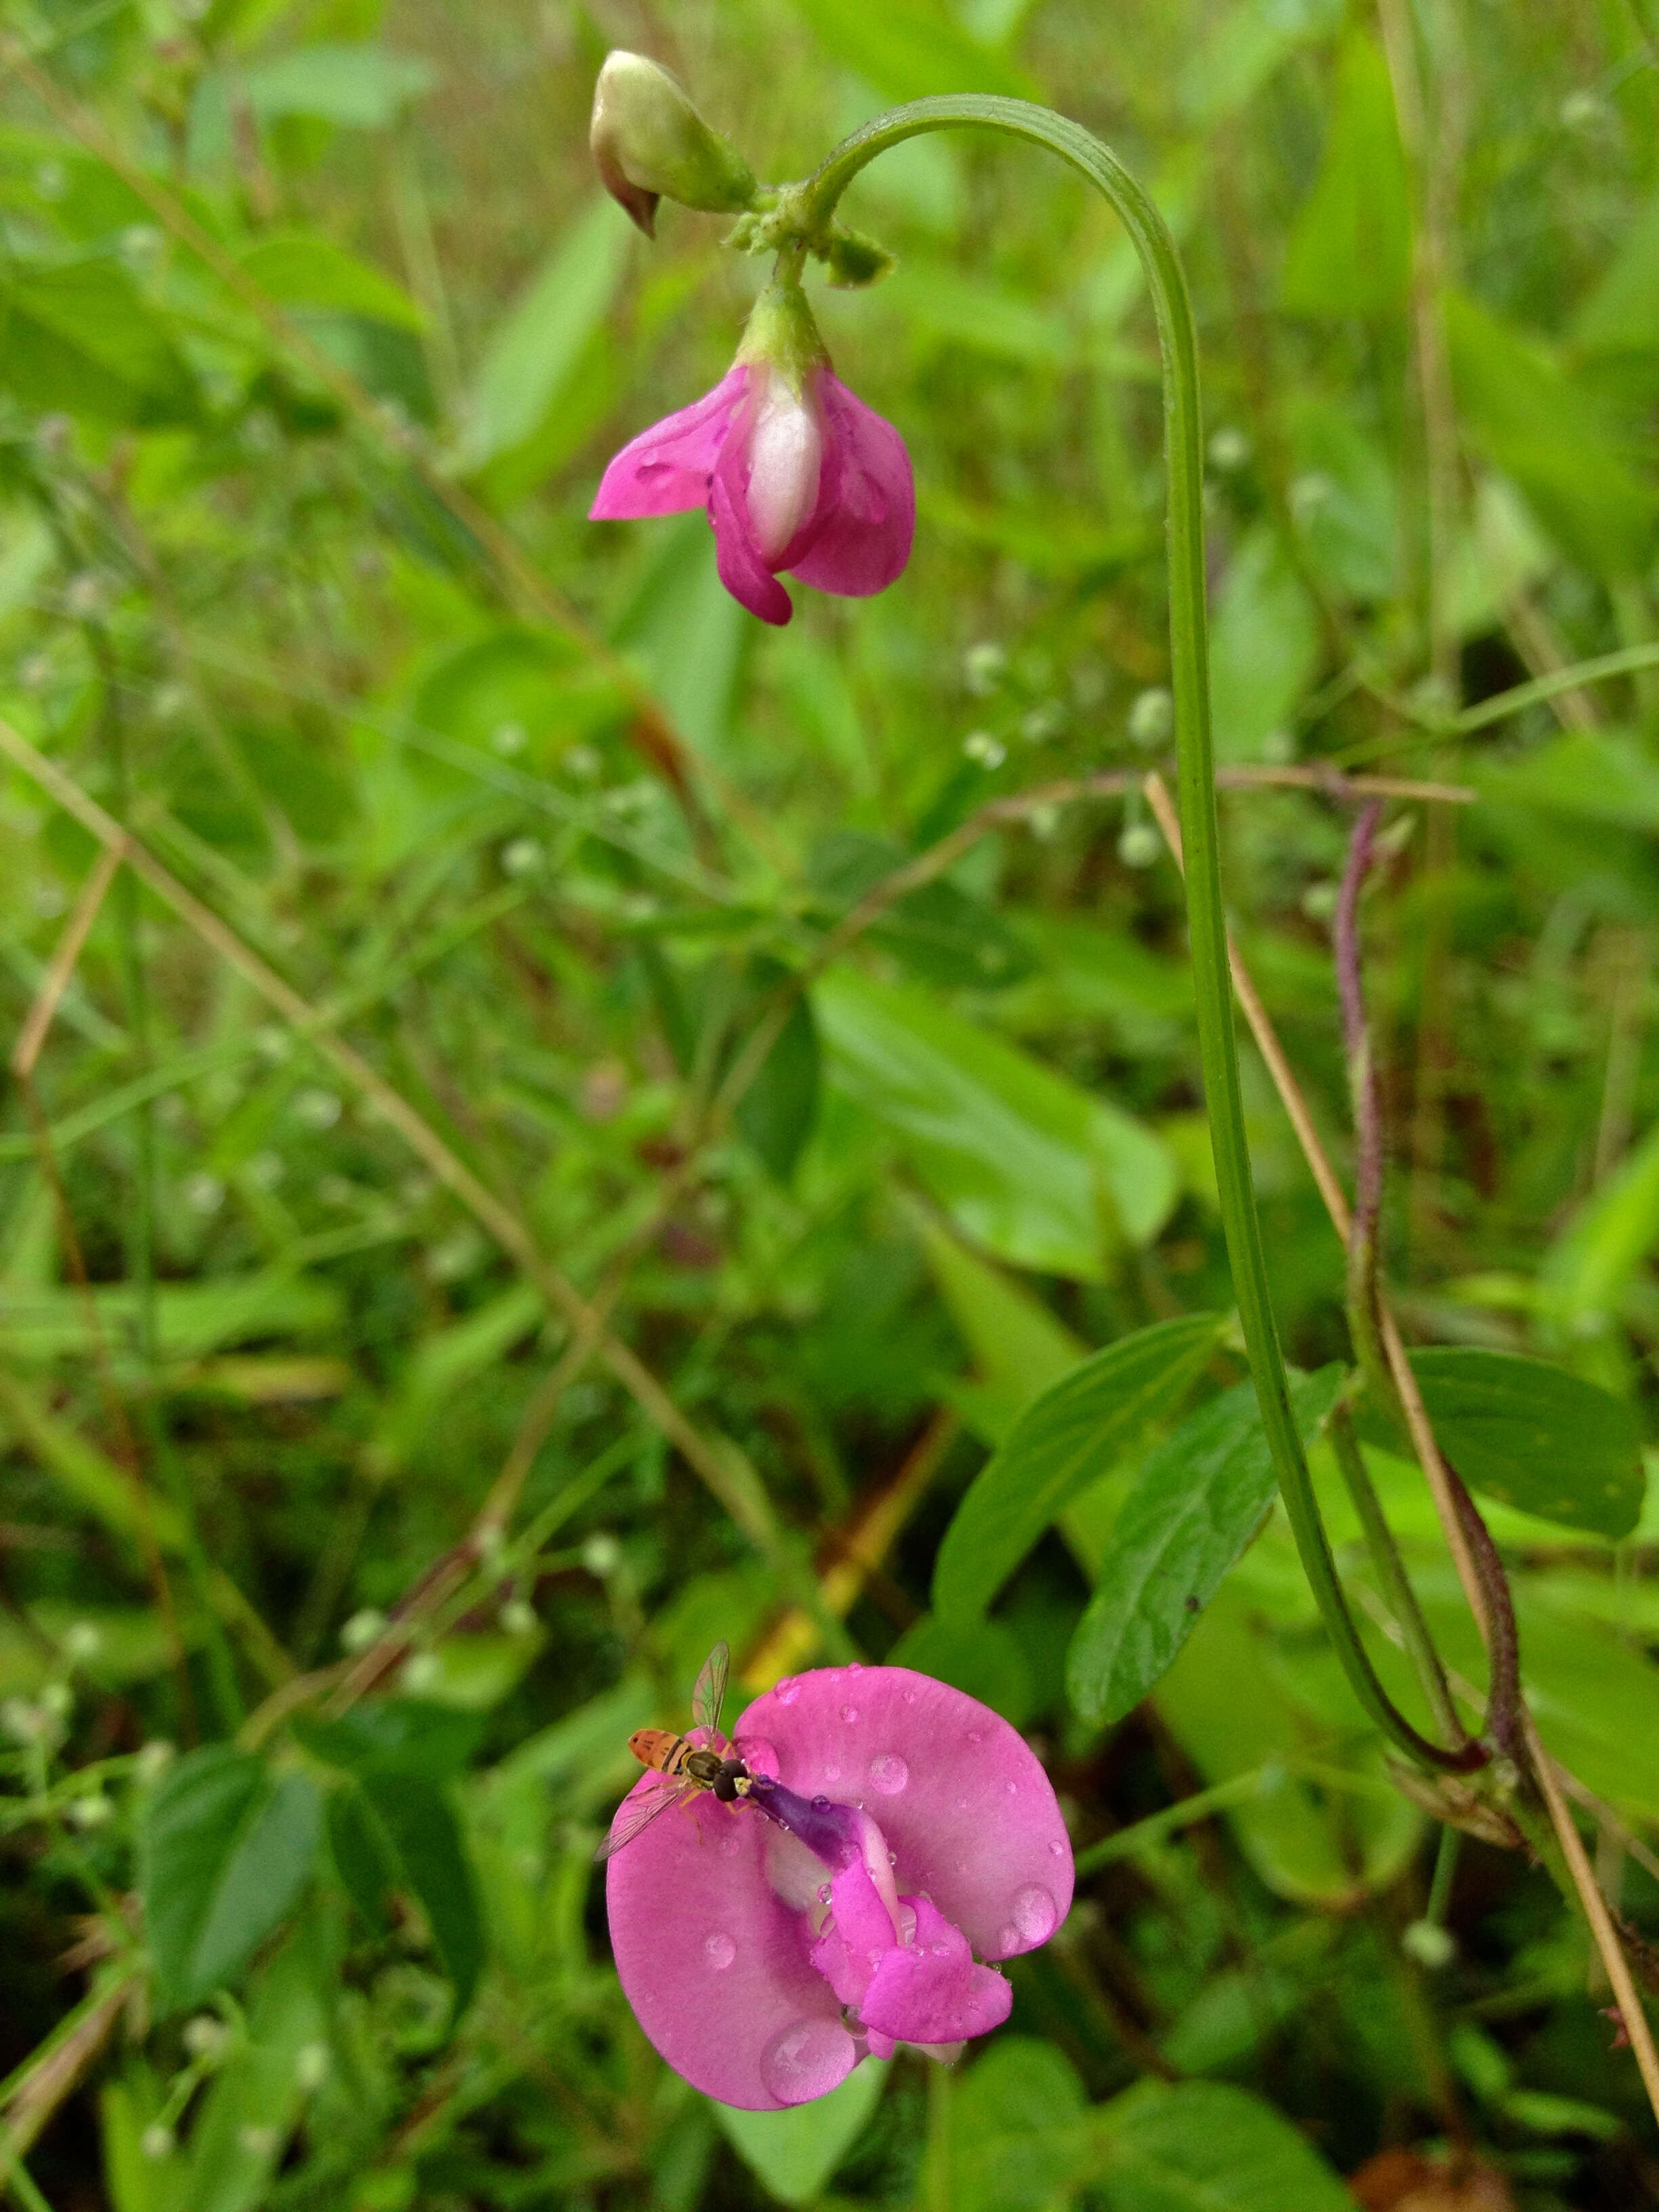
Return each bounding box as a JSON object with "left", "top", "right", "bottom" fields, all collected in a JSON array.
[
  {"left": 340, "top": 1610, "right": 387, "bottom": 1653},
  {"left": 62, "top": 1621, "right": 103, "bottom": 1663},
  {"left": 581, "top": 1532, "right": 623, "bottom": 1579},
  {"left": 1127, "top": 687, "right": 1174, "bottom": 750},
  {"left": 401, "top": 1652, "right": 441, "bottom": 1693},
  {"left": 65, "top": 1795, "right": 112, "bottom": 1830},
  {"left": 1401, "top": 1919, "right": 1457, "bottom": 1970},
  {"left": 293, "top": 2041, "right": 331, "bottom": 2092},
  {"left": 501, "top": 1599, "right": 538, "bottom": 1637},
  {"left": 141, "top": 2125, "right": 176, "bottom": 2161},
  {"left": 1118, "top": 823, "right": 1162, "bottom": 870},
  {"left": 182, "top": 2014, "right": 228, "bottom": 2057},
  {"left": 962, "top": 731, "right": 1006, "bottom": 769}
]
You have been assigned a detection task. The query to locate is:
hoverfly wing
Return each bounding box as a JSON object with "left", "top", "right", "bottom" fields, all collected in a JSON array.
[
  {"left": 691, "top": 1638, "right": 731, "bottom": 1744},
  {"left": 594, "top": 1774, "right": 688, "bottom": 1864}
]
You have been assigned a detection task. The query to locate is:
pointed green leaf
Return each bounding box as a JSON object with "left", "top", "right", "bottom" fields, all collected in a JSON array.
[
  {"left": 1095, "top": 2078, "right": 1353, "bottom": 2209},
  {"left": 1068, "top": 1366, "right": 1345, "bottom": 1726},
  {"left": 1280, "top": 33, "right": 1411, "bottom": 319},
  {"left": 935, "top": 1314, "right": 1223, "bottom": 1621},
  {"left": 712, "top": 2058, "right": 888, "bottom": 2205},
  {"left": 141, "top": 1748, "right": 321, "bottom": 2011}
]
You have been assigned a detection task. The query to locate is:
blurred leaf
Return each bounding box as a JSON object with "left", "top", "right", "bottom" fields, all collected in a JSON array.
[
  {"left": 1069, "top": 1366, "right": 1345, "bottom": 1726},
  {"left": 239, "top": 233, "right": 425, "bottom": 329},
  {"left": 142, "top": 1748, "right": 322, "bottom": 2011},
  {"left": 0, "top": 259, "right": 197, "bottom": 426},
  {"left": 712, "top": 2057, "right": 888, "bottom": 2203},
  {"left": 1473, "top": 729, "right": 1659, "bottom": 832},
  {"left": 1574, "top": 187, "right": 1659, "bottom": 355},
  {"left": 918, "top": 1215, "right": 1085, "bottom": 1445},
  {"left": 174, "top": 1926, "right": 332, "bottom": 2212},
  {"left": 1155, "top": 1584, "right": 1422, "bottom": 1904},
  {"left": 951, "top": 2038, "right": 1089, "bottom": 2212},
  {"left": 1094, "top": 2078, "right": 1352, "bottom": 2209},
  {"left": 816, "top": 970, "right": 1179, "bottom": 1275},
  {"left": 787, "top": 0, "right": 1037, "bottom": 100},
  {"left": 458, "top": 195, "right": 631, "bottom": 476},
  {"left": 237, "top": 45, "right": 436, "bottom": 127},
  {"left": 356, "top": 1770, "right": 486, "bottom": 2015},
  {"left": 1179, "top": 0, "right": 1344, "bottom": 125},
  {"left": 935, "top": 1314, "right": 1223, "bottom": 1620},
  {"left": 1444, "top": 290, "right": 1658, "bottom": 575},
  {"left": 733, "top": 964, "right": 821, "bottom": 1183},
  {"left": 614, "top": 510, "right": 751, "bottom": 761},
  {"left": 1542, "top": 1119, "right": 1659, "bottom": 1328},
  {"left": 365, "top": 1282, "right": 543, "bottom": 1477},
  {"left": 810, "top": 830, "right": 1036, "bottom": 990},
  {"left": 1207, "top": 526, "right": 1320, "bottom": 761},
  {"left": 886, "top": 1612, "right": 1035, "bottom": 1722},
  {"left": 1391, "top": 1349, "right": 1644, "bottom": 1540},
  {"left": 298, "top": 1700, "right": 485, "bottom": 1780},
  {"left": 1280, "top": 33, "right": 1410, "bottom": 319}
]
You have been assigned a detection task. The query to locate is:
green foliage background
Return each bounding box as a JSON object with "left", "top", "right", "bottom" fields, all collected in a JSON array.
[{"left": 1, "top": 0, "right": 1658, "bottom": 2205}]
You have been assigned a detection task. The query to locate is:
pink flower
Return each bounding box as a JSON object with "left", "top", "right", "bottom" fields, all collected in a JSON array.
[
  {"left": 603, "top": 1663, "right": 1073, "bottom": 2110},
  {"left": 590, "top": 360, "right": 915, "bottom": 627}
]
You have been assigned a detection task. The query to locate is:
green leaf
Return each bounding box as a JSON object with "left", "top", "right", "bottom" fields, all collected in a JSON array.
[
  {"left": 298, "top": 1699, "right": 485, "bottom": 1780},
  {"left": 787, "top": 0, "right": 1037, "bottom": 101},
  {"left": 613, "top": 510, "right": 751, "bottom": 763},
  {"left": 951, "top": 2039, "right": 1090, "bottom": 2212},
  {"left": 141, "top": 1748, "right": 321, "bottom": 2011},
  {"left": 237, "top": 45, "right": 436, "bottom": 128},
  {"left": 886, "top": 1612, "right": 1035, "bottom": 1723},
  {"left": 917, "top": 1215, "right": 1086, "bottom": 1446},
  {"left": 1279, "top": 33, "right": 1410, "bottom": 319},
  {"left": 733, "top": 964, "right": 821, "bottom": 1183},
  {"left": 1401, "top": 1348, "right": 1643, "bottom": 1540},
  {"left": 1095, "top": 2078, "right": 1353, "bottom": 2210},
  {"left": 1542, "top": 1119, "right": 1659, "bottom": 1331},
  {"left": 238, "top": 233, "right": 425, "bottom": 329},
  {"left": 0, "top": 260, "right": 197, "bottom": 426},
  {"left": 809, "top": 830, "right": 1036, "bottom": 991},
  {"left": 1574, "top": 187, "right": 1659, "bottom": 356},
  {"left": 1068, "top": 1366, "right": 1346, "bottom": 1726},
  {"left": 458, "top": 195, "right": 632, "bottom": 475},
  {"left": 356, "top": 1770, "right": 486, "bottom": 2015},
  {"left": 1444, "top": 290, "right": 1658, "bottom": 576},
  {"left": 815, "top": 970, "right": 1179, "bottom": 1275},
  {"left": 935, "top": 1315, "right": 1223, "bottom": 1621},
  {"left": 712, "top": 2057, "right": 888, "bottom": 2204},
  {"left": 1179, "top": 0, "right": 1344, "bottom": 126},
  {"left": 1473, "top": 729, "right": 1659, "bottom": 834},
  {"left": 1207, "top": 526, "right": 1320, "bottom": 762}
]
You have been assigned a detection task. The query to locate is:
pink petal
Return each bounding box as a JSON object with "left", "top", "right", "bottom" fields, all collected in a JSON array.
[
  {"left": 590, "top": 366, "right": 749, "bottom": 521},
  {"left": 809, "top": 1850, "right": 902, "bottom": 2011},
  {"left": 710, "top": 424, "right": 795, "bottom": 624},
  {"left": 733, "top": 1665, "right": 1072, "bottom": 1962},
  {"left": 859, "top": 1895, "right": 1012, "bottom": 2045},
  {"left": 605, "top": 1778, "right": 856, "bottom": 2110},
  {"left": 785, "top": 373, "right": 915, "bottom": 599}
]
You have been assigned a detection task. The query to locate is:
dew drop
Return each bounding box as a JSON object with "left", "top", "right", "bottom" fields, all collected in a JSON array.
[
  {"left": 703, "top": 1931, "right": 736, "bottom": 1971},
  {"left": 840, "top": 1704, "right": 859, "bottom": 1724},
  {"left": 869, "top": 1752, "right": 909, "bottom": 1796},
  {"left": 966, "top": 1727, "right": 984, "bottom": 1746},
  {"left": 761, "top": 2020, "right": 857, "bottom": 2107},
  {"left": 1004, "top": 1780, "right": 1018, "bottom": 1796},
  {"left": 818, "top": 1884, "right": 832, "bottom": 1905},
  {"left": 1010, "top": 1883, "right": 1057, "bottom": 1944},
  {"left": 902, "top": 1687, "right": 918, "bottom": 1705},
  {"left": 823, "top": 1762, "right": 843, "bottom": 1784},
  {"left": 1048, "top": 1840, "right": 1065, "bottom": 1858},
  {"left": 741, "top": 1737, "right": 779, "bottom": 1780},
  {"left": 776, "top": 1679, "right": 801, "bottom": 1706},
  {"left": 897, "top": 1902, "right": 918, "bottom": 1944},
  {"left": 812, "top": 1795, "right": 830, "bottom": 1811},
  {"left": 997, "top": 1923, "right": 1019, "bottom": 1953},
  {"left": 846, "top": 1662, "right": 864, "bottom": 1675}
]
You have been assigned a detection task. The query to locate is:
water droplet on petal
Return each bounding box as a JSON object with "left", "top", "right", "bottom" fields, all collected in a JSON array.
[
  {"left": 823, "top": 1762, "right": 842, "bottom": 1784},
  {"left": 1048, "top": 1839, "right": 1065, "bottom": 1858},
  {"left": 966, "top": 1727, "right": 984, "bottom": 1746},
  {"left": 897, "top": 1902, "right": 917, "bottom": 1944},
  {"left": 840, "top": 1704, "right": 859, "bottom": 1724},
  {"left": 818, "top": 1883, "right": 832, "bottom": 1904},
  {"left": 761, "top": 2020, "right": 857, "bottom": 2107},
  {"left": 1010, "top": 1884, "right": 1057, "bottom": 1944},
  {"left": 812, "top": 1795, "right": 830, "bottom": 1811},
  {"left": 869, "top": 1753, "right": 908, "bottom": 1795},
  {"left": 902, "top": 1687, "right": 918, "bottom": 1704},
  {"left": 846, "top": 1662, "right": 864, "bottom": 1675},
  {"left": 1004, "top": 1780, "right": 1018, "bottom": 1796},
  {"left": 776, "top": 1679, "right": 800, "bottom": 1706},
  {"left": 703, "top": 1931, "right": 736, "bottom": 1971},
  {"left": 741, "top": 1737, "right": 780, "bottom": 1780},
  {"left": 997, "top": 1923, "right": 1019, "bottom": 1952}
]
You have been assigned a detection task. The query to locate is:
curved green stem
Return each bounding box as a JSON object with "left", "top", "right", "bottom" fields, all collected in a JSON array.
[{"left": 803, "top": 96, "right": 1469, "bottom": 1772}]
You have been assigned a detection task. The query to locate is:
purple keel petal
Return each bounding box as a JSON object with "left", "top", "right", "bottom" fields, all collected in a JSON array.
[
  {"left": 605, "top": 1778, "right": 856, "bottom": 2110},
  {"left": 859, "top": 1894, "right": 1011, "bottom": 2045},
  {"left": 734, "top": 1665, "right": 1073, "bottom": 1963},
  {"left": 786, "top": 374, "right": 914, "bottom": 600},
  {"left": 590, "top": 367, "right": 748, "bottom": 521}
]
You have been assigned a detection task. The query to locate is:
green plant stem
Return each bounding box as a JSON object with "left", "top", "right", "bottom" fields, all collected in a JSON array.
[
  {"left": 801, "top": 96, "right": 1465, "bottom": 1773},
  {"left": 1328, "top": 1404, "right": 1465, "bottom": 1748},
  {"left": 1426, "top": 1822, "right": 1461, "bottom": 1925}
]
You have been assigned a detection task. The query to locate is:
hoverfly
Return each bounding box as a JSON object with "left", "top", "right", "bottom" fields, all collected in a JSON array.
[{"left": 596, "top": 1639, "right": 753, "bottom": 1863}]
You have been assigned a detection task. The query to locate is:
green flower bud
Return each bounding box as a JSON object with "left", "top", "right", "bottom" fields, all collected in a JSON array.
[{"left": 590, "top": 52, "right": 757, "bottom": 239}]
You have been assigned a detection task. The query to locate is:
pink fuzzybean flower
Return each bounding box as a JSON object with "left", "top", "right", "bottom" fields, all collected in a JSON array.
[
  {"left": 590, "top": 279, "right": 914, "bottom": 627},
  {"left": 604, "top": 1662, "right": 1073, "bottom": 2110}
]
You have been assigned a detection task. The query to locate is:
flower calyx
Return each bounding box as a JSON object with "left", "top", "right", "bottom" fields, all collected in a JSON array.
[
  {"left": 590, "top": 51, "right": 758, "bottom": 238},
  {"left": 728, "top": 189, "right": 897, "bottom": 289}
]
